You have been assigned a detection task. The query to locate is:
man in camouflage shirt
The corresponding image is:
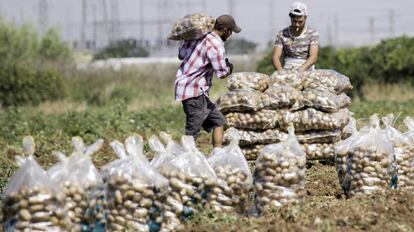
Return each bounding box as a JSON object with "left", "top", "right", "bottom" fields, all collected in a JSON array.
[{"left": 272, "top": 2, "right": 319, "bottom": 71}]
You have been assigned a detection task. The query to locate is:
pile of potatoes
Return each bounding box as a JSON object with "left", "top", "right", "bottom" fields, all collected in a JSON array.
[
  {"left": 3, "top": 186, "right": 72, "bottom": 231},
  {"left": 301, "top": 143, "right": 336, "bottom": 160},
  {"left": 269, "top": 70, "right": 303, "bottom": 90},
  {"left": 227, "top": 72, "right": 269, "bottom": 92},
  {"left": 393, "top": 143, "right": 414, "bottom": 188},
  {"left": 262, "top": 85, "right": 303, "bottom": 110},
  {"left": 160, "top": 167, "right": 216, "bottom": 218},
  {"left": 279, "top": 108, "right": 350, "bottom": 132},
  {"left": 60, "top": 182, "right": 106, "bottom": 231},
  {"left": 301, "top": 69, "right": 353, "bottom": 94},
  {"left": 336, "top": 146, "right": 393, "bottom": 197},
  {"left": 301, "top": 89, "right": 351, "bottom": 113},
  {"left": 208, "top": 165, "right": 251, "bottom": 213},
  {"left": 217, "top": 90, "right": 263, "bottom": 114},
  {"left": 254, "top": 148, "right": 306, "bottom": 211},
  {"left": 225, "top": 110, "right": 279, "bottom": 130},
  {"left": 168, "top": 13, "right": 215, "bottom": 40},
  {"left": 106, "top": 174, "right": 166, "bottom": 232}
]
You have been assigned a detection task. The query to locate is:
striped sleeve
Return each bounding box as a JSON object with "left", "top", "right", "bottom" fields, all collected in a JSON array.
[{"left": 206, "top": 41, "right": 230, "bottom": 78}]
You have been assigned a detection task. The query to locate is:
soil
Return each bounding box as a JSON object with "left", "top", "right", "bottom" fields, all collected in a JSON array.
[{"left": 182, "top": 163, "right": 414, "bottom": 232}]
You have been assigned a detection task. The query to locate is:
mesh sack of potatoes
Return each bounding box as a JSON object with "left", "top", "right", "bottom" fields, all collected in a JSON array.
[
  {"left": 47, "top": 137, "right": 106, "bottom": 231},
  {"left": 269, "top": 70, "right": 303, "bottom": 90},
  {"left": 301, "top": 143, "right": 336, "bottom": 160},
  {"left": 167, "top": 13, "right": 215, "bottom": 40},
  {"left": 301, "top": 69, "right": 353, "bottom": 94},
  {"left": 217, "top": 89, "right": 264, "bottom": 114},
  {"left": 2, "top": 137, "right": 72, "bottom": 232},
  {"left": 404, "top": 116, "right": 414, "bottom": 143},
  {"left": 261, "top": 85, "right": 304, "bottom": 110},
  {"left": 240, "top": 144, "right": 265, "bottom": 160},
  {"left": 224, "top": 127, "right": 341, "bottom": 147},
  {"left": 225, "top": 110, "right": 279, "bottom": 130},
  {"left": 227, "top": 72, "right": 270, "bottom": 92},
  {"left": 105, "top": 135, "right": 169, "bottom": 232},
  {"left": 335, "top": 114, "right": 394, "bottom": 197},
  {"left": 159, "top": 136, "right": 217, "bottom": 222},
  {"left": 301, "top": 88, "right": 351, "bottom": 113},
  {"left": 253, "top": 126, "right": 306, "bottom": 212},
  {"left": 279, "top": 108, "right": 350, "bottom": 132},
  {"left": 148, "top": 133, "right": 186, "bottom": 231},
  {"left": 382, "top": 114, "right": 414, "bottom": 189},
  {"left": 207, "top": 128, "right": 253, "bottom": 213}
]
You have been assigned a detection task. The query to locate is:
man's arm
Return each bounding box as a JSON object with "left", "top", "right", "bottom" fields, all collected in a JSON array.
[
  {"left": 207, "top": 46, "right": 232, "bottom": 79},
  {"left": 299, "top": 44, "right": 318, "bottom": 71},
  {"left": 272, "top": 46, "right": 284, "bottom": 71}
]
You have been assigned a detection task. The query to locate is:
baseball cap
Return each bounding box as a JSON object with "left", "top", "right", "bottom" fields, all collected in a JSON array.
[
  {"left": 215, "top": 15, "right": 241, "bottom": 33},
  {"left": 289, "top": 2, "right": 308, "bottom": 16}
]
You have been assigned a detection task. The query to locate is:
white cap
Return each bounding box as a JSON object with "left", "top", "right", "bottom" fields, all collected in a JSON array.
[{"left": 289, "top": 2, "right": 308, "bottom": 16}]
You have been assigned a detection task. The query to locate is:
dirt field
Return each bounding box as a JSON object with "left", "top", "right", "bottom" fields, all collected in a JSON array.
[{"left": 183, "top": 163, "right": 414, "bottom": 232}]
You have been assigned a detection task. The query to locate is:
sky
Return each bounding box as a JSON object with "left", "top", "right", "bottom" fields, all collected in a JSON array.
[{"left": 0, "top": 0, "right": 413, "bottom": 55}]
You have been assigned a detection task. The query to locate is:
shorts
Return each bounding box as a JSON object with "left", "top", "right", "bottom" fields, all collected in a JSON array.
[{"left": 182, "top": 94, "right": 226, "bottom": 137}]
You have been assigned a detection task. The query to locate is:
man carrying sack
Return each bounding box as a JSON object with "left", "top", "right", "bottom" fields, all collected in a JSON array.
[{"left": 174, "top": 14, "right": 241, "bottom": 148}]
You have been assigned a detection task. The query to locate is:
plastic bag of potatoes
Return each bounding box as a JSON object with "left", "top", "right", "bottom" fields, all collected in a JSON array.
[
  {"left": 224, "top": 127, "right": 341, "bottom": 146},
  {"left": 301, "top": 88, "right": 351, "bottom": 113},
  {"left": 253, "top": 126, "right": 306, "bottom": 213},
  {"left": 269, "top": 70, "right": 303, "bottom": 90},
  {"left": 149, "top": 132, "right": 185, "bottom": 170},
  {"left": 159, "top": 136, "right": 217, "bottom": 221},
  {"left": 225, "top": 110, "right": 279, "bottom": 130},
  {"left": 279, "top": 108, "right": 350, "bottom": 132},
  {"left": 262, "top": 85, "right": 304, "bottom": 110},
  {"left": 2, "top": 137, "right": 72, "bottom": 232},
  {"left": 168, "top": 13, "right": 215, "bottom": 40},
  {"left": 335, "top": 114, "right": 394, "bottom": 197},
  {"left": 301, "top": 143, "right": 336, "bottom": 160},
  {"left": 47, "top": 137, "right": 106, "bottom": 231},
  {"left": 301, "top": 69, "right": 353, "bottom": 94},
  {"left": 105, "top": 135, "right": 169, "bottom": 232},
  {"left": 227, "top": 72, "right": 269, "bottom": 92},
  {"left": 217, "top": 89, "right": 264, "bottom": 114},
  {"left": 207, "top": 128, "right": 253, "bottom": 213},
  {"left": 382, "top": 114, "right": 414, "bottom": 189},
  {"left": 342, "top": 116, "right": 357, "bottom": 139}
]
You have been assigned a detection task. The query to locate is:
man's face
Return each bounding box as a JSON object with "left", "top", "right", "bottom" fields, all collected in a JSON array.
[
  {"left": 290, "top": 16, "right": 306, "bottom": 31},
  {"left": 221, "top": 28, "right": 233, "bottom": 42}
]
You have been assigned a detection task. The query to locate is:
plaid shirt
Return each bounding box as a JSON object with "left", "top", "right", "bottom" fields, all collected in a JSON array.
[{"left": 175, "top": 32, "right": 230, "bottom": 101}]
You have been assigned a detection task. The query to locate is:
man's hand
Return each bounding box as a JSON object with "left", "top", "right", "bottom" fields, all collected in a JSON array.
[{"left": 225, "top": 58, "right": 234, "bottom": 74}]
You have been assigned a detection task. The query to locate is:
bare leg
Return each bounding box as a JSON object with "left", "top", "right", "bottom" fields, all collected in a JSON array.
[{"left": 212, "top": 126, "right": 224, "bottom": 148}]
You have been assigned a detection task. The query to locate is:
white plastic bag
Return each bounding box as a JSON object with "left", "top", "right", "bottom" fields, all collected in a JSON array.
[
  {"left": 254, "top": 126, "right": 306, "bottom": 212},
  {"left": 262, "top": 85, "right": 304, "bottom": 110},
  {"left": 335, "top": 114, "right": 394, "bottom": 197},
  {"left": 47, "top": 137, "right": 106, "bottom": 231},
  {"left": 301, "top": 69, "right": 353, "bottom": 94},
  {"left": 227, "top": 72, "right": 269, "bottom": 92},
  {"left": 225, "top": 110, "right": 280, "bottom": 130},
  {"left": 301, "top": 88, "right": 351, "bottom": 112},
  {"left": 105, "top": 135, "right": 168, "bottom": 232},
  {"left": 404, "top": 116, "right": 414, "bottom": 142},
  {"left": 382, "top": 114, "right": 414, "bottom": 189},
  {"left": 217, "top": 89, "right": 264, "bottom": 114},
  {"left": 3, "top": 136, "right": 71, "bottom": 232},
  {"left": 342, "top": 115, "right": 357, "bottom": 139},
  {"left": 269, "top": 70, "right": 303, "bottom": 90},
  {"left": 207, "top": 128, "right": 253, "bottom": 213},
  {"left": 149, "top": 132, "right": 185, "bottom": 170},
  {"left": 159, "top": 136, "right": 217, "bottom": 219},
  {"left": 301, "top": 143, "right": 336, "bottom": 160}
]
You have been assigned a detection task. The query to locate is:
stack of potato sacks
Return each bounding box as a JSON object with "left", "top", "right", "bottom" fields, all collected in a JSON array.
[{"left": 219, "top": 70, "right": 353, "bottom": 161}]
